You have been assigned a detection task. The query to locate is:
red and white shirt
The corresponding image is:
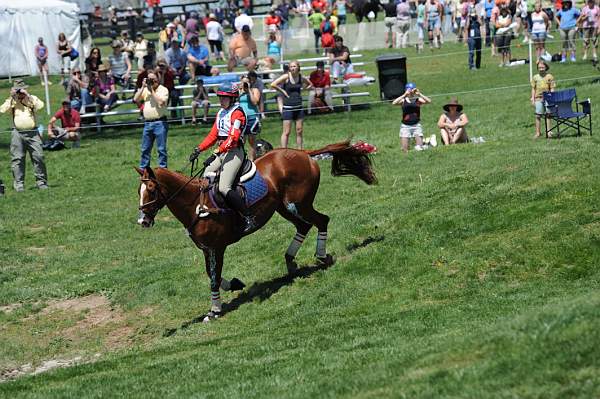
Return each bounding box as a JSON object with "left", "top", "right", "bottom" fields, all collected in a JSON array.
[{"left": 198, "top": 105, "right": 247, "bottom": 153}]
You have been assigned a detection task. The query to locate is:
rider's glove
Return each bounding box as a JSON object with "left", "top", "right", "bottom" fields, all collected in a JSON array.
[
  {"left": 203, "top": 153, "right": 217, "bottom": 167},
  {"left": 189, "top": 147, "right": 201, "bottom": 162}
]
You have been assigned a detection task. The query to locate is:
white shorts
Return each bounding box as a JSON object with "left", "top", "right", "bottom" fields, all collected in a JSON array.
[
  {"left": 193, "top": 99, "right": 210, "bottom": 107},
  {"left": 400, "top": 123, "right": 423, "bottom": 138}
]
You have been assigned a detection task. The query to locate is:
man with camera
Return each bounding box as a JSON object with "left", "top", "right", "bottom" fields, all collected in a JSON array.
[
  {"left": 133, "top": 72, "right": 170, "bottom": 171},
  {"left": 0, "top": 79, "right": 48, "bottom": 192}
]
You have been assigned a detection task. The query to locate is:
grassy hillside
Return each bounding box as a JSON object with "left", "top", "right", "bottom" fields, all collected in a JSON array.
[{"left": 0, "top": 41, "right": 599, "bottom": 397}]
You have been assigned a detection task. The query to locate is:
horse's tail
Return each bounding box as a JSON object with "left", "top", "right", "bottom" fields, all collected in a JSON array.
[{"left": 306, "top": 140, "right": 377, "bottom": 185}]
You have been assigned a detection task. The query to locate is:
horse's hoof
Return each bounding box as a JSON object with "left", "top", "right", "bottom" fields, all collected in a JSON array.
[
  {"left": 202, "top": 310, "right": 221, "bottom": 323},
  {"left": 229, "top": 278, "right": 246, "bottom": 291},
  {"left": 285, "top": 255, "right": 298, "bottom": 274},
  {"left": 316, "top": 254, "right": 335, "bottom": 267}
]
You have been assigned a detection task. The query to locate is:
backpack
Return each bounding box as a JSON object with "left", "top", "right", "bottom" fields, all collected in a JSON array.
[{"left": 322, "top": 20, "right": 333, "bottom": 33}]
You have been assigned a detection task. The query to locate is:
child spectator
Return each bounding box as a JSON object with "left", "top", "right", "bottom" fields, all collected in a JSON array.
[
  {"left": 392, "top": 82, "right": 432, "bottom": 152},
  {"left": 530, "top": 60, "right": 555, "bottom": 138},
  {"left": 191, "top": 77, "right": 210, "bottom": 124}
]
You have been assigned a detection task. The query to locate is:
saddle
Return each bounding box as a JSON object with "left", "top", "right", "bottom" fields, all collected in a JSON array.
[{"left": 199, "top": 158, "right": 268, "bottom": 215}]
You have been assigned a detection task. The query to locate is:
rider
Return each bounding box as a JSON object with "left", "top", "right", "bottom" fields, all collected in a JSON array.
[{"left": 190, "top": 82, "right": 256, "bottom": 234}]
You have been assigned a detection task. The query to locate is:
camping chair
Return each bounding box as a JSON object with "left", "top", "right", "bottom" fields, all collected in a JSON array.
[{"left": 543, "top": 89, "right": 592, "bottom": 138}]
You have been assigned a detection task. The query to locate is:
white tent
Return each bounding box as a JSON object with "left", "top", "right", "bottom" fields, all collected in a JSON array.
[
  {"left": 0, "top": 0, "right": 81, "bottom": 78},
  {"left": 63, "top": 0, "right": 142, "bottom": 14}
]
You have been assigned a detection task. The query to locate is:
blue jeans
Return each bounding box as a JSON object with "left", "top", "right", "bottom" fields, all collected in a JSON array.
[
  {"left": 71, "top": 88, "right": 94, "bottom": 112},
  {"left": 140, "top": 119, "right": 168, "bottom": 168},
  {"left": 468, "top": 34, "right": 482, "bottom": 69}
]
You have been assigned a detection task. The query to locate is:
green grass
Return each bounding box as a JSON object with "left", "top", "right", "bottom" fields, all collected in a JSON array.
[{"left": 0, "top": 40, "right": 599, "bottom": 397}]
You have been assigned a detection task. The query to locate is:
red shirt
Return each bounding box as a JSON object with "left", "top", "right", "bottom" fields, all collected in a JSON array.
[
  {"left": 198, "top": 107, "right": 246, "bottom": 153},
  {"left": 312, "top": 0, "right": 327, "bottom": 12},
  {"left": 54, "top": 108, "right": 81, "bottom": 129},
  {"left": 265, "top": 15, "right": 281, "bottom": 27},
  {"left": 309, "top": 70, "right": 331, "bottom": 88}
]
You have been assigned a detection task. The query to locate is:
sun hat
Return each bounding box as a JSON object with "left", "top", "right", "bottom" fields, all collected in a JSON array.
[
  {"left": 405, "top": 82, "right": 416, "bottom": 90},
  {"left": 443, "top": 97, "right": 463, "bottom": 112},
  {"left": 167, "top": 22, "right": 175, "bottom": 28},
  {"left": 12, "top": 79, "right": 28, "bottom": 90},
  {"left": 209, "top": 13, "right": 216, "bottom": 19},
  {"left": 97, "top": 63, "right": 110, "bottom": 72},
  {"left": 111, "top": 39, "right": 123, "bottom": 48}
]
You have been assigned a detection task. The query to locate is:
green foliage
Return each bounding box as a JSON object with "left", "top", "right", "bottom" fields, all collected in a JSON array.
[{"left": 0, "top": 41, "right": 599, "bottom": 397}]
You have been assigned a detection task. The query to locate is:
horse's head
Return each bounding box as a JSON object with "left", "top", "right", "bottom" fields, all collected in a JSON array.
[{"left": 136, "top": 166, "right": 165, "bottom": 228}]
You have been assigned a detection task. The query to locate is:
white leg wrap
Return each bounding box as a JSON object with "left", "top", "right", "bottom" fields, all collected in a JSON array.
[
  {"left": 211, "top": 291, "right": 222, "bottom": 312},
  {"left": 220, "top": 278, "right": 231, "bottom": 291},
  {"left": 286, "top": 232, "right": 306, "bottom": 258},
  {"left": 316, "top": 231, "right": 327, "bottom": 258}
]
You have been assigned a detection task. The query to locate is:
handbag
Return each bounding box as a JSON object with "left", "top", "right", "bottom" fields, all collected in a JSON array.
[{"left": 70, "top": 48, "right": 79, "bottom": 60}]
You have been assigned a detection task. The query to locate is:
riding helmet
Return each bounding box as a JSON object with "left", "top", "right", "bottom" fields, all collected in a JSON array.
[{"left": 216, "top": 82, "right": 239, "bottom": 98}]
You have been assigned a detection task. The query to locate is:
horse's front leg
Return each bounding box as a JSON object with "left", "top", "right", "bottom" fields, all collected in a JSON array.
[{"left": 203, "top": 247, "right": 226, "bottom": 321}]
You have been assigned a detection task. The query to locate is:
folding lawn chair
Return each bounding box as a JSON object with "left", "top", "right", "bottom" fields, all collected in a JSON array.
[{"left": 543, "top": 88, "right": 592, "bottom": 138}]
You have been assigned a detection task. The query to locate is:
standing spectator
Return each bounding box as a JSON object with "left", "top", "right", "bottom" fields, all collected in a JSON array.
[
  {"left": 384, "top": 0, "right": 398, "bottom": 48},
  {"left": 239, "top": 74, "right": 262, "bottom": 160},
  {"left": 94, "top": 64, "right": 118, "bottom": 112},
  {"left": 530, "top": 2, "right": 550, "bottom": 60},
  {"left": 277, "top": 0, "right": 293, "bottom": 31},
  {"left": 308, "top": 60, "right": 334, "bottom": 114},
  {"left": 227, "top": 25, "right": 258, "bottom": 72},
  {"left": 320, "top": 14, "right": 336, "bottom": 53},
  {"left": 416, "top": 0, "right": 427, "bottom": 52},
  {"left": 47, "top": 99, "right": 81, "bottom": 148},
  {"left": 125, "top": 7, "right": 139, "bottom": 39},
  {"left": 185, "top": 11, "right": 200, "bottom": 44},
  {"left": 165, "top": 39, "right": 189, "bottom": 84},
  {"left": 396, "top": 0, "right": 412, "bottom": 48},
  {"left": 234, "top": 10, "right": 254, "bottom": 32},
  {"left": 437, "top": 98, "right": 469, "bottom": 144},
  {"left": 191, "top": 77, "right": 210, "bottom": 125},
  {"left": 266, "top": 9, "right": 282, "bottom": 29},
  {"left": 270, "top": 60, "right": 313, "bottom": 149},
  {"left": 0, "top": 80, "right": 48, "bottom": 191},
  {"left": 489, "top": 0, "right": 500, "bottom": 56},
  {"left": 308, "top": 9, "right": 326, "bottom": 54},
  {"left": 143, "top": 41, "right": 157, "bottom": 70},
  {"left": 67, "top": 68, "right": 92, "bottom": 112},
  {"left": 34, "top": 37, "right": 51, "bottom": 86},
  {"left": 85, "top": 47, "right": 102, "bottom": 77},
  {"left": 495, "top": 5, "right": 513, "bottom": 67},
  {"left": 465, "top": 1, "right": 484, "bottom": 70},
  {"left": 108, "top": 40, "right": 132, "bottom": 94},
  {"left": 334, "top": 0, "right": 347, "bottom": 35},
  {"left": 133, "top": 32, "right": 149, "bottom": 71},
  {"left": 121, "top": 31, "right": 136, "bottom": 60},
  {"left": 392, "top": 82, "right": 432, "bottom": 152},
  {"left": 555, "top": 0, "right": 581, "bottom": 62},
  {"left": 484, "top": 0, "right": 495, "bottom": 47},
  {"left": 57, "top": 32, "right": 72, "bottom": 86},
  {"left": 134, "top": 71, "right": 170, "bottom": 171},
  {"left": 530, "top": 60, "right": 555, "bottom": 138},
  {"left": 329, "top": 35, "right": 353, "bottom": 83},
  {"left": 578, "top": 0, "right": 599, "bottom": 62},
  {"left": 312, "top": 0, "right": 328, "bottom": 13},
  {"left": 159, "top": 23, "right": 176, "bottom": 52},
  {"left": 108, "top": 6, "right": 119, "bottom": 38},
  {"left": 424, "top": 0, "right": 444, "bottom": 49},
  {"left": 206, "top": 13, "right": 226, "bottom": 61},
  {"left": 266, "top": 26, "right": 283, "bottom": 59},
  {"left": 187, "top": 35, "right": 211, "bottom": 80}
]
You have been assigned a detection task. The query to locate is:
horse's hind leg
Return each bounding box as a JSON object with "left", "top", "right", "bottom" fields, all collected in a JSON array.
[{"left": 277, "top": 205, "right": 312, "bottom": 274}]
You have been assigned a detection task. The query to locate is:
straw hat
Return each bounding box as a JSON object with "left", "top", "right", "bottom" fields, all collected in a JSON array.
[
  {"left": 97, "top": 63, "right": 110, "bottom": 72},
  {"left": 443, "top": 97, "right": 463, "bottom": 112}
]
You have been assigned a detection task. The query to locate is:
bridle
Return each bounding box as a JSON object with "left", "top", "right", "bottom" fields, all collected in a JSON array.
[{"left": 138, "top": 166, "right": 207, "bottom": 221}]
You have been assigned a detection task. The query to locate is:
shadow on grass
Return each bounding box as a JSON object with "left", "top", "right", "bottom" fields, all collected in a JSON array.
[{"left": 163, "top": 235, "right": 384, "bottom": 337}]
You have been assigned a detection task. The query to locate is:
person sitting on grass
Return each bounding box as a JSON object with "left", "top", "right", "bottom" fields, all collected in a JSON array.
[
  {"left": 191, "top": 77, "right": 210, "bottom": 125},
  {"left": 392, "top": 82, "right": 432, "bottom": 152},
  {"left": 438, "top": 97, "right": 469, "bottom": 145},
  {"left": 47, "top": 99, "right": 81, "bottom": 149},
  {"left": 530, "top": 60, "right": 555, "bottom": 138}
]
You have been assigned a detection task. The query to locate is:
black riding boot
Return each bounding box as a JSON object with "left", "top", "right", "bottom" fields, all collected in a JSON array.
[{"left": 225, "top": 190, "right": 256, "bottom": 234}]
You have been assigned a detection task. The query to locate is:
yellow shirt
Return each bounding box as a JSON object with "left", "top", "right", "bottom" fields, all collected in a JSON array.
[
  {"left": 140, "top": 85, "right": 169, "bottom": 120},
  {"left": 0, "top": 95, "right": 44, "bottom": 130},
  {"left": 531, "top": 73, "right": 555, "bottom": 100}
]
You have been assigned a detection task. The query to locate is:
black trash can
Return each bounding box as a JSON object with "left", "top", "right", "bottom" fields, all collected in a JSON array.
[{"left": 375, "top": 54, "right": 407, "bottom": 100}]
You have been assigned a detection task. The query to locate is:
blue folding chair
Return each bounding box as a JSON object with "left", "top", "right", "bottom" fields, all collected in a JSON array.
[{"left": 543, "top": 89, "right": 592, "bottom": 138}]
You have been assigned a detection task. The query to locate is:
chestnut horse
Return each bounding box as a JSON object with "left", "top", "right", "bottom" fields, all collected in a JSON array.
[{"left": 136, "top": 140, "right": 376, "bottom": 321}]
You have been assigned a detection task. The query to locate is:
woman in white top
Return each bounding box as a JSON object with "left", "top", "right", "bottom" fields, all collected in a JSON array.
[
  {"left": 206, "top": 14, "right": 225, "bottom": 61},
  {"left": 133, "top": 32, "right": 149, "bottom": 71},
  {"left": 530, "top": 2, "right": 549, "bottom": 59}
]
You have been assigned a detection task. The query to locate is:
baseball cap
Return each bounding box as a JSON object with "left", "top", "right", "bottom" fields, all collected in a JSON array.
[
  {"left": 405, "top": 82, "right": 416, "bottom": 90},
  {"left": 241, "top": 25, "right": 251, "bottom": 32}
]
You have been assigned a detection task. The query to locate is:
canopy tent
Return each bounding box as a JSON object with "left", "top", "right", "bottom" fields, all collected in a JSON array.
[
  {"left": 0, "top": 0, "right": 81, "bottom": 78},
  {"left": 63, "top": 0, "right": 143, "bottom": 14}
]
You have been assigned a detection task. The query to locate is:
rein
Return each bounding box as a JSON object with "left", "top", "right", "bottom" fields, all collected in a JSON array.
[{"left": 139, "top": 166, "right": 206, "bottom": 212}]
